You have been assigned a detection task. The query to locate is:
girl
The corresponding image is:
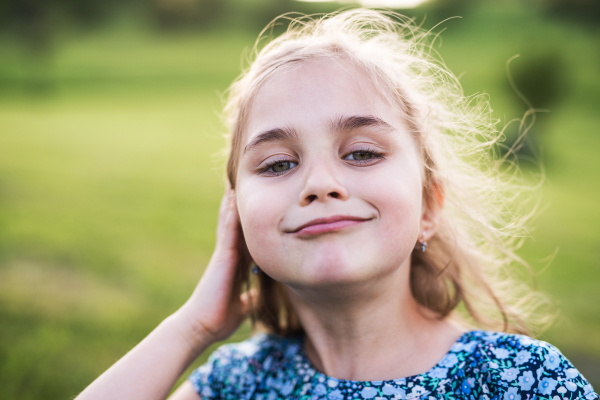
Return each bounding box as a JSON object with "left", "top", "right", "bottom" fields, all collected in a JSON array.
[{"left": 76, "top": 9, "right": 597, "bottom": 400}]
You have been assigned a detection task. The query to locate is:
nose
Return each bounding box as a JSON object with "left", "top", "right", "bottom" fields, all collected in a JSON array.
[{"left": 298, "top": 161, "right": 349, "bottom": 206}]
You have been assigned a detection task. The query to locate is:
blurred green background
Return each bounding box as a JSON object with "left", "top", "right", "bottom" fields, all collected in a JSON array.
[{"left": 0, "top": 0, "right": 599, "bottom": 398}]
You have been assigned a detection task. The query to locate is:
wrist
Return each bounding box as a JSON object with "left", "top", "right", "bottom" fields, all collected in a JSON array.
[{"left": 167, "top": 306, "right": 216, "bottom": 359}]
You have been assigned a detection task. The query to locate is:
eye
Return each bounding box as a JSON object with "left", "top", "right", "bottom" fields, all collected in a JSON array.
[
  {"left": 346, "top": 151, "right": 373, "bottom": 161},
  {"left": 343, "top": 148, "right": 385, "bottom": 164},
  {"left": 259, "top": 159, "right": 298, "bottom": 176},
  {"left": 271, "top": 160, "right": 295, "bottom": 172}
]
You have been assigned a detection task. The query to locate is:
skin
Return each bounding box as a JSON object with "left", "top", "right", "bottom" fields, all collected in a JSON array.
[
  {"left": 238, "top": 59, "right": 424, "bottom": 290},
  {"left": 236, "top": 58, "right": 463, "bottom": 381},
  {"left": 75, "top": 58, "right": 463, "bottom": 400}
]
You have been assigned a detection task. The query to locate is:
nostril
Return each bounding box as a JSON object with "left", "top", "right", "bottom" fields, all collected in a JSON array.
[
  {"left": 306, "top": 194, "right": 317, "bottom": 203},
  {"left": 329, "top": 192, "right": 340, "bottom": 199}
]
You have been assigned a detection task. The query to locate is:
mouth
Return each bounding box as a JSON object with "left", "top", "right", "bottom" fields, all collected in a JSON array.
[{"left": 291, "top": 215, "right": 372, "bottom": 236}]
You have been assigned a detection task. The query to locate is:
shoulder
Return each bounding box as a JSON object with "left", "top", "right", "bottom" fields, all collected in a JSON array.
[
  {"left": 200, "top": 332, "right": 297, "bottom": 367},
  {"left": 188, "top": 333, "right": 300, "bottom": 399},
  {"left": 458, "top": 330, "right": 598, "bottom": 399}
]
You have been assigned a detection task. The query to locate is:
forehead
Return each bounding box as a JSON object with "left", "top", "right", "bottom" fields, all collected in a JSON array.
[{"left": 245, "top": 58, "right": 402, "bottom": 143}]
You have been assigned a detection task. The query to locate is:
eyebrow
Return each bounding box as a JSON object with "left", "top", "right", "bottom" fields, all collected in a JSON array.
[
  {"left": 330, "top": 115, "right": 394, "bottom": 133},
  {"left": 243, "top": 115, "right": 393, "bottom": 154},
  {"left": 244, "top": 127, "right": 298, "bottom": 154}
]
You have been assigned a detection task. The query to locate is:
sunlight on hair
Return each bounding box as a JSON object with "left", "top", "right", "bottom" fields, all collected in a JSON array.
[
  {"left": 222, "top": 9, "right": 550, "bottom": 337},
  {"left": 295, "top": 0, "right": 429, "bottom": 9}
]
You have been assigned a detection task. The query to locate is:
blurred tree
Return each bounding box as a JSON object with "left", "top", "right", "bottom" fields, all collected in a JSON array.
[
  {"left": 512, "top": 52, "right": 565, "bottom": 111},
  {"left": 542, "top": 0, "right": 600, "bottom": 25},
  {"left": 0, "top": 0, "right": 128, "bottom": 46},
  {"left": 0, "top": 0, "right": 129, "bottom": 93},
  {"left": 418, "top": 0, "right": 478, "bottom": 24},
  {"left": 150, "top": 0, "right": 341, "bottom": 33},
  {"left": 503, "top": 52, "right": 567, "bottom": 160},
  {"left": 152, "top": 0, "right": 225, "bottom": 30},
  {"left": 1, "top": 0, "right": 53, "bottom": 52}
]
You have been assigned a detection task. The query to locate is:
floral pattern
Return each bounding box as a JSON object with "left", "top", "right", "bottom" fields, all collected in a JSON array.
[{"left": 189, "top": 330, "right": 598, "bottom": 400}]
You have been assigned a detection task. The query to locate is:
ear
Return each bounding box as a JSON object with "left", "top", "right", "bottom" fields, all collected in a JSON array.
[{"left": 420, "top": 179, "right": 444, "bottom": 242}]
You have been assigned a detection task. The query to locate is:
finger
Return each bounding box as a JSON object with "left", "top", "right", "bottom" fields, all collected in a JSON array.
[
  {"left": 215, "top": 190, "right": 240, "bottom": 253},
  {"left": 216, "top": 189, "right": 235, "bottom": 236},
  {"left": 217, "top": 188, "right": 233, "bottom": 224}
]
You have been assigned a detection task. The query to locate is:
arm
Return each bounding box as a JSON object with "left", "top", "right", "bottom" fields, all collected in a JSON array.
[
  {"left": 168, "top": 381, "right": 201, "bottom": 400},
  {"left": 76, "top": 190, "right": 251, "bottom": 400}
]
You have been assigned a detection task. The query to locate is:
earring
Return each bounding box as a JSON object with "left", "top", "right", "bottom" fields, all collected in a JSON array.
[
  {"left": 418, "top": 231, "right": 428, "bottom": 253},
  {"left": 252, "top": 265, "right": 260, "bottom": 275}
]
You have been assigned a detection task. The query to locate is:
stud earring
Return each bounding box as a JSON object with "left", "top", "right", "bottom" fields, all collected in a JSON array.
[
  {"left": 252, "top": 265, "right": 260, "bottom": 275},
  {"left": 418, "top": 232, "right": 428, "bottom": 253}
]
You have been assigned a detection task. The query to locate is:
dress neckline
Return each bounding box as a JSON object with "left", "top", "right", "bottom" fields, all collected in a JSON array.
[{"left": 292, "top": 329, "right": 480, "bottom": 385}]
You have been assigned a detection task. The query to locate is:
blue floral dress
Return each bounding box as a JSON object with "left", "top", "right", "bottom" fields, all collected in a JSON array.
[{"left": 189, "top": 330, "right": 598, "bottom": 400}]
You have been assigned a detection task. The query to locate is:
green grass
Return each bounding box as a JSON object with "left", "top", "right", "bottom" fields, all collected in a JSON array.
[{"left": 0, "top": 3, "right": 599, "bottom": 398}]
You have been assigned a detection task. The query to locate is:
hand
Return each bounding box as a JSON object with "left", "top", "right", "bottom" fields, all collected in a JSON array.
[
  {"left": 177, "top": 188, "right": 254, "bottom": 348},
  {"left": 74, "top": 189, "right": 253, "bottom": 400}
]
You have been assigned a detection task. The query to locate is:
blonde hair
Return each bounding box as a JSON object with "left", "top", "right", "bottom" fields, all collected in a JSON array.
[{"left": 222, "top": 9, "right": 547, "bottom": 336}]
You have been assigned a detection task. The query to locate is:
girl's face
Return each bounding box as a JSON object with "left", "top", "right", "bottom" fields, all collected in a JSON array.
[{"left": 236, "top": 58, "right": 427, "bottom": 290}]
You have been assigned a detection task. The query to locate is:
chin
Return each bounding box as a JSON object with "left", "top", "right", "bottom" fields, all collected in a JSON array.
[
  {"left": 256, "top": 235, "right": 409, "bottom": 290},
  {"left": 291, "top": 245, "right": 390, "bottom": 289}
]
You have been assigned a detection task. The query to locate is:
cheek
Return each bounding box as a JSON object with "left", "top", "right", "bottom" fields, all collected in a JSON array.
[
  {"left": 360, "top": 164, "right": 423, "bottom": 247},
  {"left": 236, "top": 179, "right": 289, "bottom": 264}
]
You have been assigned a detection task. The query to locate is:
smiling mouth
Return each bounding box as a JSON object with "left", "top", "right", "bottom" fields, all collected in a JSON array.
[{"left": 291, "top": 215, "right": 372, "bottom": 236}]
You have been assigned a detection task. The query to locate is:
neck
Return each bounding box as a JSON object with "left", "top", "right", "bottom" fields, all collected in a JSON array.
[{"left": 284, "top": 260, "right": 465, "bottom": 381}]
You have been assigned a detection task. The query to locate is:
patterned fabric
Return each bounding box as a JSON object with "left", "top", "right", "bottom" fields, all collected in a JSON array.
[{"left": 189, "top": 330, "right": 598, "bottom": 400}]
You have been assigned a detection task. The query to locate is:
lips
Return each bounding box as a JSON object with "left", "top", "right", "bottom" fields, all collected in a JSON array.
[{"left": 291, "top": 215, "right": 372, "bottom": 236}]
